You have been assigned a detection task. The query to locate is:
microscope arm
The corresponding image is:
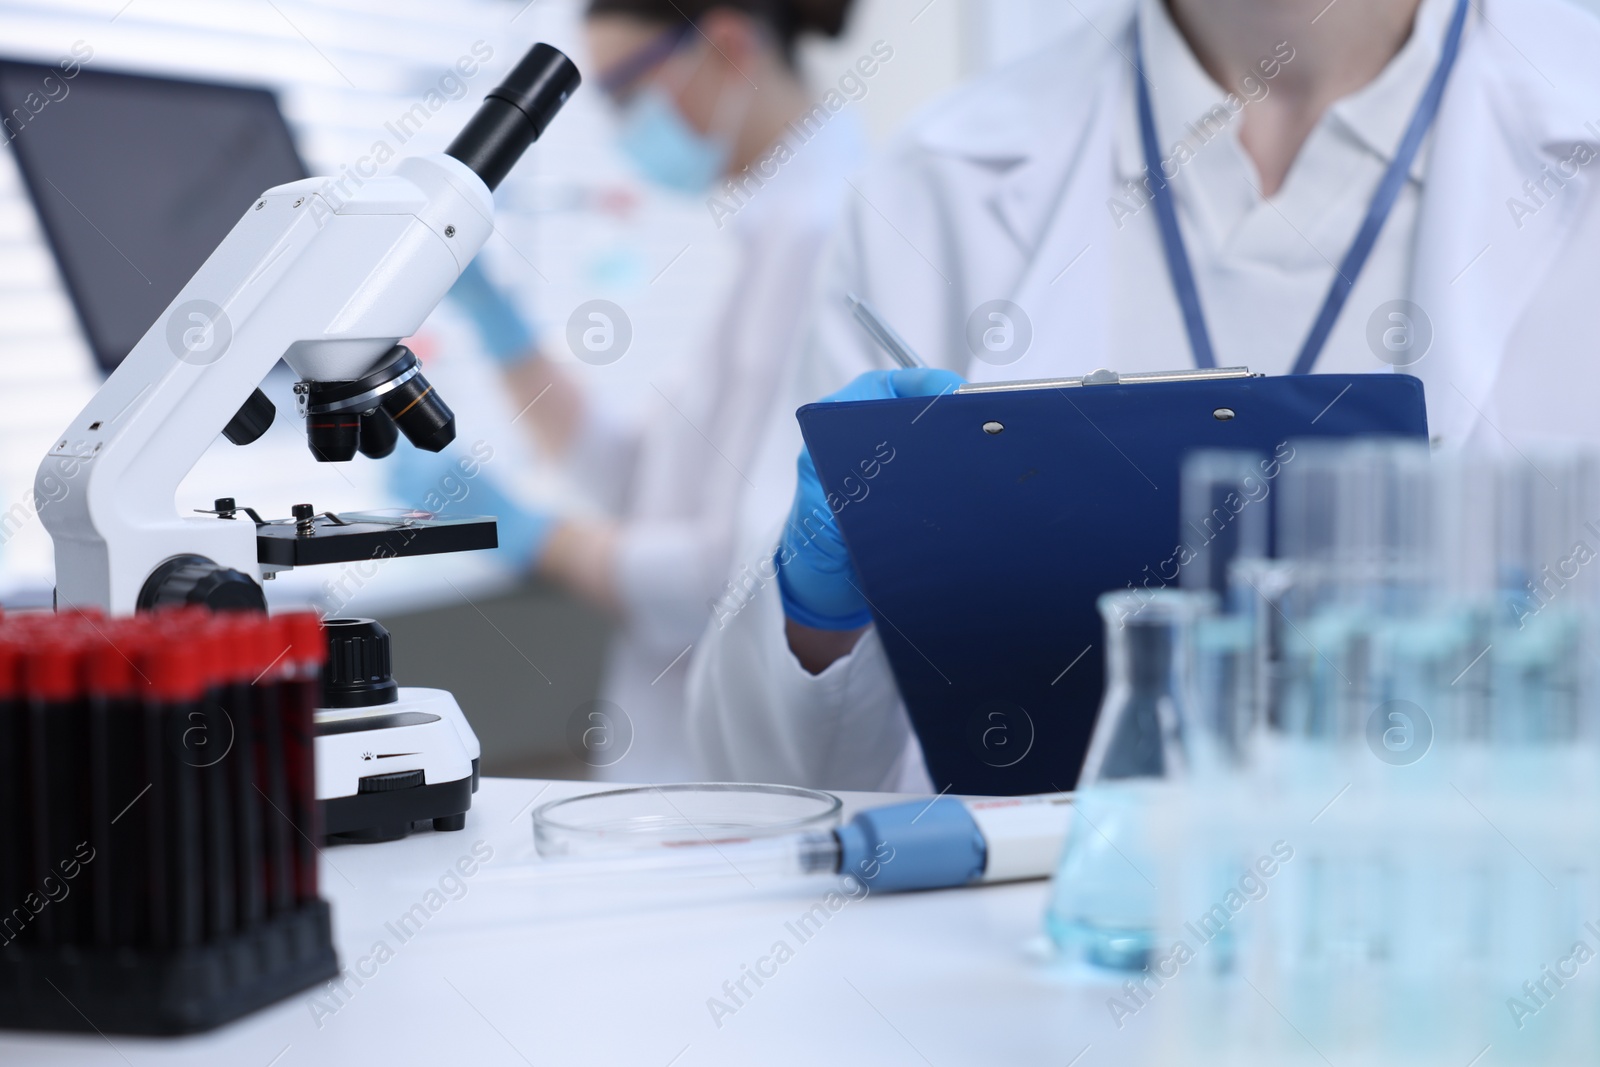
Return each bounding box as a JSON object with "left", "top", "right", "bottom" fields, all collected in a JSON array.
[{"left": 35, "top": 44, "right": 578, "bottom": 615}]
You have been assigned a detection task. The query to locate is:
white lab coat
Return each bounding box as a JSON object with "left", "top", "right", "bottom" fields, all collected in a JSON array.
[
  {"left": 581, "top": 114, "right": 866, "bottom": 782},
  {"left": 686, "top": 0, "right": 1600, "bottom": 792}
]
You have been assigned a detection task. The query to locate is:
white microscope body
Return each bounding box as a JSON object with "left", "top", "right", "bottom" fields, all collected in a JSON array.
[
  {"left": 32, "top": 43, "right": 579, "bottom": 842},
  {"left": 38, "top": 151, "right": 492, "bottom": 612}
]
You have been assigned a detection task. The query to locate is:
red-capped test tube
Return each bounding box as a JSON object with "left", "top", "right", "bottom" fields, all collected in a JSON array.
[
  {"left": 135, "top": 622, "right": 207, "bottom": 951},
  {"left": 0, "top": 629, "right": 21, "bottom": 948},
  {"left": 276, "top": 613, "right": 326, "bottom": 904},
  {"left": 84, "top": 622, "right": 140, "bottom": 949},
  {"left": 22, "top": 630, "right": 90, "bottom": 948}
]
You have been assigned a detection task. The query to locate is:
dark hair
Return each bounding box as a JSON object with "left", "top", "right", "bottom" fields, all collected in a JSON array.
[{"left": 585, "top": 0, "right": 853, "bottom": 61}]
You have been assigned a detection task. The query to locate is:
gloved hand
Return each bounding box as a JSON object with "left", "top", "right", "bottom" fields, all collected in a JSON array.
[
  {"left": 446, "top": 259, "right": 539, "bottom": 367},
  {"left": 776, "top": 367, "right": 966, "bottom": 630}
]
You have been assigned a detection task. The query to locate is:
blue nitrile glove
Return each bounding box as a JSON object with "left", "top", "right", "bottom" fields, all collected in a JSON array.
[
  {"left": 387, "top": 442, "right": 557, "bottom": 569},
  {"left": 446, "top": 260, "right": 539, "bottom": 367},
  {"left": 776, "top": 367, "right": 966, "bottom": 630}
]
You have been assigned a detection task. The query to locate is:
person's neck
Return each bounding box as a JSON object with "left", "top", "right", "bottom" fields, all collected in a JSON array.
[
  {"left": 713, "top": 51, "right": 812, "bottom": 177},
  {"left": 1167, "top": 0, "right": 1426, "bottom": 195},
  {"left": 726, "top": 68, "right": 814, "bottom": 175}
]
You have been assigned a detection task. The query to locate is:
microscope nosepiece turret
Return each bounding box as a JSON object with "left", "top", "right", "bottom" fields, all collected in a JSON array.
[{"left": 295, "top": 346, "right": 454, "bottom": 462}]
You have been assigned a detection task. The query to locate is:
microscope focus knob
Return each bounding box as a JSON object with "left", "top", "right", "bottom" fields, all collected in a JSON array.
[
  {"left": 321, "top": 618, "right": 399, "bottom": 708},
  {"left": 137, "top": 554, "right": 267, "bottom": 613}
]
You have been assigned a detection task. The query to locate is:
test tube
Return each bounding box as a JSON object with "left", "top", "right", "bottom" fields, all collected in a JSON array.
[
  {"left": 1277, "top": 443, "right": 1437, "bottom": 743},
  {"left": 0, "top": 631, "right": 18, "bottom": 949},
  {"left": 254, "top": 620, "right": 295, "bottom": 917},
  {"left": 1277, "top": 441, "right": 1432, "bottom": 611},
  {"left": 85, "top": 624, "right": 137, "bottom": 948},
  {"left": 220, "top": 614, "right": 266, "bottom": 931},
  {"left": 1488, "top": 449, "right": 1597, "bottom": 747},
  {"left": 22, "top": 634, "right": 87, "bottom": 947},
  {"left": 136, "top": 627, "right": 201, "bottom": 949},
  {"left": 278, "top": 613, "right": 326, "bottom": 903},
  {"left": 1190, "top": 612, "right": 1258, "bottom": 776},
  {"left": 1179, "top": 450, "right": 1271, "bottom": 602},
  {"left": 101, "top": 624, "right": 155, "bottom": 948},
  {"left": 171, "top": 635, "right": 205, "bottom": 950},
  {"left": 196, "top": 623, "right": 236, "bottom": 941}
]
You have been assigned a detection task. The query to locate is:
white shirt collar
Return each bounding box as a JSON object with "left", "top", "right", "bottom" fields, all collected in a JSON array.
[
  {"left": 1119, "top": 0, "right": 1461, "bottom": 186},
  {"left": 1328, "top": 0, "right": 1458, "bottom": 173}
]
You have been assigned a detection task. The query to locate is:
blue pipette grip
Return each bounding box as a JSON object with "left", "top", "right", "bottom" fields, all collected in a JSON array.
[{"left": 835, "top": 796, "right": 986, "bottom": 892}]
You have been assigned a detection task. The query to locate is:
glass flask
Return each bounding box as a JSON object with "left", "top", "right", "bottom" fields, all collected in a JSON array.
[{"left": 1046, "top": 588, "right": 1214, "bottom": 970}]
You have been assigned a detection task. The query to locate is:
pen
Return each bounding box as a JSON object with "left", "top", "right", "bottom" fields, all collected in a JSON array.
[{"left": 847, "top": 292, "right": 926, "bottom": 369}]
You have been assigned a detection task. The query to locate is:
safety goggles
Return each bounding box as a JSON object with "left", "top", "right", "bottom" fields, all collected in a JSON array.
[{"left": 596, "top": 22, "right": 696, "bottom": 104}]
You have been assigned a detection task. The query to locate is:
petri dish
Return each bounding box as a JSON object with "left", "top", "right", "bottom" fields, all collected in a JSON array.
[{"left": 533, "top": 782, "right": 842, "bottom": 858}]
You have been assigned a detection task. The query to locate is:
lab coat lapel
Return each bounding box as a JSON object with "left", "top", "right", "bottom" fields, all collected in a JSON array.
[
  {"left": 983, "top": 74, "right": 1123, "bottom": 384},
  {"left": 1410, "top": 3, "right": 1597, "bottom": 445},
  {"left": 914, "top": 2, "right": 1133, "bottom": 385}
]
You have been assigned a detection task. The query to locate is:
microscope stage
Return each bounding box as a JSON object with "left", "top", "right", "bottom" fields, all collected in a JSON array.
[{"left": 255, "top": 510, "right": 498, "bottom": 567}]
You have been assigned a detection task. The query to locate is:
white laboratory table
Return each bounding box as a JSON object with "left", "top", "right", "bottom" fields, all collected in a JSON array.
[{"left": 0, "top": 779, "right": 1152, "bottom": 1067}]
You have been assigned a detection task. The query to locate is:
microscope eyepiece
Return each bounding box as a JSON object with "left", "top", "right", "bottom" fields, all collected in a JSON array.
[
  {"left": 296, "top": 346, "right": 455, "bottom": 462},
  {"left": 291, "top": 47, "right": 577, "bottom": 463},
  {"left": 446, "top": 43, "right": 580, "bottom": 192}
]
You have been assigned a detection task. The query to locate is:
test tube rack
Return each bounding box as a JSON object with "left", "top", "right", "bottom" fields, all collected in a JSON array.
[{"left": 0, "top": 608, "right": 339, "bottom": 1035}]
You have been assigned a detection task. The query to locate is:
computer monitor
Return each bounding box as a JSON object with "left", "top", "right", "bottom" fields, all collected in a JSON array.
[{"left": 0, "top": 59, "right": 307, "bottom": 372}]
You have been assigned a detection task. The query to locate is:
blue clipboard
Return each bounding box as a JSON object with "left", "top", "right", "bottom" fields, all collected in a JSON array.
[{"left": 796, "top": 370, "right": 1428, "bottom": 796}]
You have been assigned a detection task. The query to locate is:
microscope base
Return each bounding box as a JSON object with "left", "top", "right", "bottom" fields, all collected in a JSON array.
[
  {"left": 314, "top": 688, "right": 482, "bottom": 846},
  {"left": 322, "top": 771, "right": 474, "bottom": 844}
]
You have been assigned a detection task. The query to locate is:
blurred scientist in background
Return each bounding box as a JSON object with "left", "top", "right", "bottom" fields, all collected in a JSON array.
[
  {"left": 687, "top": 0, "right": 1600, "bottom": 791},
  {"left": 442, "top": 0, "right": 866, "bottom": 780}
]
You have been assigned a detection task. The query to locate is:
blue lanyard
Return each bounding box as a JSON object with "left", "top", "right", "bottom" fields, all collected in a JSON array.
[{"left": 1135, "top": 0, "right": 1469, "bottom": 374}]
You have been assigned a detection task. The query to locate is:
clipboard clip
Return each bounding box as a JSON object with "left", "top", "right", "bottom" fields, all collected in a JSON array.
[{"left": 955, "top": 366, "right": 1259, "bottom": 394}]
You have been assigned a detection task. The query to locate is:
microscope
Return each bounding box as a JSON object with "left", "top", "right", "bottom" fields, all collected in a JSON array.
[{"left": 33, "top": 42, "right": 580, "bottom": 843}]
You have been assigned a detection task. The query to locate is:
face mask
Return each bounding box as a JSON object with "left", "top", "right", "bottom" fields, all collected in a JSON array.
[{"left": 616, "top": 86, "right": 730, "bottom": 195}]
